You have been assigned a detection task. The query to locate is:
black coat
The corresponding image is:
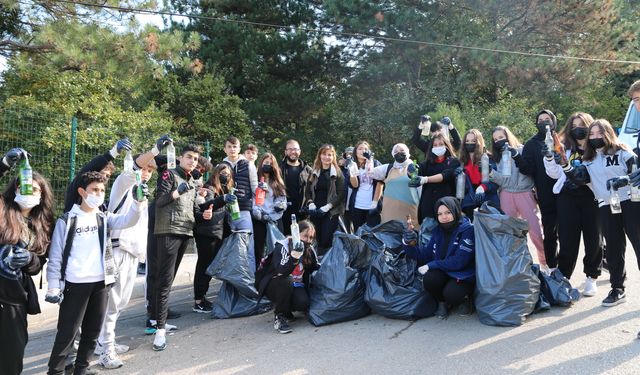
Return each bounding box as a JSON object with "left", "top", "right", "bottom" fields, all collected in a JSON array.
[{"left": 515, "top": 134, "right": 557, "bottom": 213}]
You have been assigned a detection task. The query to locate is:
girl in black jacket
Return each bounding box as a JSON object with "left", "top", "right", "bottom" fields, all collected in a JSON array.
[
  {"left": 255, "top": 220, "right": 319, "bottom": 334},
  {"left": 192, "top": 164, "right": 237, "bottom": 313},
  {"left": 0, "top": 149, "right": 55, "bottom": 375}
]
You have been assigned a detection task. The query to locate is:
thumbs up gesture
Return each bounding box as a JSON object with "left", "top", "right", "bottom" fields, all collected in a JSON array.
[{"left": 203, "top": 204, "right": 213, "bottom": 220}]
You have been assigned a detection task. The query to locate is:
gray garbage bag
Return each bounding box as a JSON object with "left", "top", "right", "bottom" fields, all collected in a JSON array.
[
  {"left": 474, "top": 202, "right": 540, "bottom": 326},
  {"left": 211, "top": 282, "right": 271, "bottom": 319},
  {"left": 531, "top": 265, "right": 551, "bottom": 313},
  {"left": 538, "top": 268, "right": 580, "bottom": 306},
  {"left": 206, "top": 232, "right": 257, "bottom": 297},
  {"left": 265, "top": 222, "right": 286, "bottom": 257},
  {"left": 308, "top": 232, "right": 373, "bottom": 326},
  {"left": 355, "top": 220, "right": 405, "bottom": 254},
  {"left": 364, "top": 250, "right": 437, "bottom": 320}
]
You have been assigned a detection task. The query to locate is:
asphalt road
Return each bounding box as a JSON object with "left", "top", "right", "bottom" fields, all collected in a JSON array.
[{"left": 23, "top": 239, "right": 640, "bottom": 375}]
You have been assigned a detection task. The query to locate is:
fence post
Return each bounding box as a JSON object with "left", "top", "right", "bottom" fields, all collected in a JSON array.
[
  {"left": 69, "top": 116, "right": 78, "bottom": 183},
  {"left": 204, "top": 139, "right": 211, "bottom": 182}
]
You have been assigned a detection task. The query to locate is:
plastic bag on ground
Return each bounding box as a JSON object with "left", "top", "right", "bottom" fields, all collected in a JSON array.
[
  {"left": 211, "top": 282, "right": 271, "bottom": 319},
  {"left": 206, "top": 232, "right": 256, "bottom": 297},
  {"left": 531, "top": 265, "right": 551, "bottom": 313},
  {"left": 308, "top": 232, "right": 373, "bottom": 326},
  {"left": 538, "top": 268, "right": 580, "bottom": 306},
  {"left": 474, "top": 202, "right": 540, "bottom": 326},
  {"left": 364, "top": 250, "right": 437, "bottom": 320}
]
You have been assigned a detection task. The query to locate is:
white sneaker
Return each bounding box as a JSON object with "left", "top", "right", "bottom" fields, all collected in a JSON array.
[
  {"left": 94, "top": 342, "right": 130, "bottom": 355},
  {"left": 583, "top": 276, "right": 598, "bottom": 297},
  {"left": 153, "top": 329, "right": 167, "bottom": 351},
  {"left": 99, "top": 351, "right": 124, "bottom": 369}
]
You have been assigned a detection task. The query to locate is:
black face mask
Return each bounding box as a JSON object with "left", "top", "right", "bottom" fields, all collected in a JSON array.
[
  {"left": 262, "top": 165, "right": 273, "bottom": 174},
  {"left": 219, "top": 175, "right": 229, "bottom": 185},
  {"left": 536, "top": 119, "right": 552, "bottom": 133},
  {"left": 464, "top": 143, "right": 476, "bottom": 153},
  {"left": 439, "top": 220, "right": 458, "bottom": 230},
  {"left": 494, "top": 139, "right": 507, "bottom": 150},
  {"left": 191, "top": 169, "right": 202, "bottom": 180},
  {"left": 394, "top": 153, "right": 407, "bottom": 163},
  {"left": 571, "top": 127, "right": 588, "bottom": 140},
  {"left": 588, "top": 138, "right": 606, "bottom": 150}
]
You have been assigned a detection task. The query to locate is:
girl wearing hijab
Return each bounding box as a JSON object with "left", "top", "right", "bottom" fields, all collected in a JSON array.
[
  {"left": 402, "top": 197, "right": 475, "bottom": 319},
  {"left": 369, "top": 143, "right": 420, "bottom": 224}
]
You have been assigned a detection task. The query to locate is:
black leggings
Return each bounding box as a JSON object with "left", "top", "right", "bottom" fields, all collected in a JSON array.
[
  {"left": 153, "top": 234, "right": 189, "bottom": 329},
  {"left": 193, "top": 235, "right": 223, "bottom": 301},
  {"left": 264, "top": 276, "right": 310, "bottom": 315},
  {"left": 540, "top": 209, "right": 559, "bottom": 268},
  {"left": 252, "top": 219, "right": 284, "bottom": 269},
  {"left": 0, "top": 302, "right": 28, "bottom": 375},
  {"left": 422, "top": 269, "right": 474, "bottom": 307},
  {"left": 311, "top": 214, "right": 339, "bottom": 256}
]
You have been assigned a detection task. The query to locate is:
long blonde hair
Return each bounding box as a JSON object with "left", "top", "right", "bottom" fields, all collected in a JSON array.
[{"left": 312, "top": 144, "right": 340, "bottom": 172}]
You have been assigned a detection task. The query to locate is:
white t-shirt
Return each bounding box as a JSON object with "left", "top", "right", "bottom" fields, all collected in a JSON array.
[
  {"left": 354, "top": 167, "right": 375, "bottom": 210},
  {"left": 65, "top": 205, "right": 104, "bottom": 283}
]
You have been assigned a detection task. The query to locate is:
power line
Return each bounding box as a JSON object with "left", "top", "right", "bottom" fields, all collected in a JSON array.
[{"left": 46, "top": 0, "right": 640, "bottom": 65}]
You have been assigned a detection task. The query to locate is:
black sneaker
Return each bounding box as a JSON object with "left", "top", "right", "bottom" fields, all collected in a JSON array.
[
  {"left": 602, "top": 288, "right": 626, "bottom": 307},
  {"left": 193, "top": 299, "right": 213, "bottom": 313},
  {"left": 274, "top": 314, "right": 292, "bottom": 334},
  {"left": 458, "top": 297, "right": 474, "bottom": 316},
  {"left": 435, "top": 302, "right": 448, "bottom": 320},
  {"left": 284, "top": 311, "right": 296, "bottom": 322}
]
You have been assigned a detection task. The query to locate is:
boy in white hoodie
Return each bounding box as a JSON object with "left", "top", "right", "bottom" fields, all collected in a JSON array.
[{"left": 45, "top": 171, "right": 147, "bottom": 375}]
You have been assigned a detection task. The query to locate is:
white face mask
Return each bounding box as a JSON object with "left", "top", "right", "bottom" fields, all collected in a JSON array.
[
  {"left": 84, "top": 193, "right": 105, "bottom": 209},
  {"left": 432, "top": 146, "right": 447, "bottom": 157},
  {"left": 14, "top": 192, "right": 41, "bottom": 210}
]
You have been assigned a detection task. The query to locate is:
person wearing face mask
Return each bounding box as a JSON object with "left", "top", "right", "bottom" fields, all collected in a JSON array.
[
  {"left": 193, "top": 156, "right": 213, "bottom": 206},
  {"left": 304, "top": 145, "right": 345, "bottom": 255},
  {"left": 252, "top": 153, "right": 288, "bottom": 269},
  {"left": 369, "top": 143, "right": 420, "bottom": 224},
  {"left": 46, "top": 171, "right": 147, "bottom": 375},
  {"left": 489, "top": 126, "right": 546, "bottom": 268},
  {"left": 0, "top": 149, "right": 55, "bottom": 375},
  {"left": 402, "top": 197, "right": 475, "bottom": 319},
  {"left": 192, "top": 164, "right": 237, "bottom": 314},
  {"left": 93, "top": 136, "right": 170, "bottom": 370},
  {"left": 543, "top": 113, "right": 603, "bottom": 295},
  {"left": 412, "top": 115, "right": 462, "bottom": 157},
  {"left": 409, "top": 135, "right": 460, "bottom": 225},
  {"left": 279, "top": 139, "right": 313, "bottom": 235},
  {"left": 561, "top": 119, "right": 640, "bottom": 308},
  {"left": 346, "top": 141, "right": 382, "bottom": 231},
  {"left": 514, "top": 109, "right": 561, "bottom": 270},
  {"left": 255, "top": 220, "right": 319, "bottom": 333},
  {"left": 456, "top": 129, "right": 499, "bottom": 221}
]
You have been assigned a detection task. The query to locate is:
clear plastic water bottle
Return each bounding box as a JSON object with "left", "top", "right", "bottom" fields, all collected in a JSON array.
[
  {"left": 456, "top": 171, "right": 465, "bottom": 201},
  {"left": 124, "top": 150, "right": 134, "bottom": 172},
  {"left": 610, "top": 189, "right": 622, "bottom": 214},
  {"left": 501, "top": 147, "right": 512, "bottom": 177},
  {"left": 481, "top": 152, "right": 490, "bottom": 183},
  {"left": 545, "top": 125, "right": 554, "bottom": 152},
  {"left": 290, "top": 214, "right": 300, "bottom": 247},
  {"left": 166, "top": 142, "right": 176, "bottom": 170}
]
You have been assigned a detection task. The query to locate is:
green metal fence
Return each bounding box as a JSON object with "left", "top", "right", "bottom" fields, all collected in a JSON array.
[{"left": 0, "top": 107, "right": 211, "bottom": 215}]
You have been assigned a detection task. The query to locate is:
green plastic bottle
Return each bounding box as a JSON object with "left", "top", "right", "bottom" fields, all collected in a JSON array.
[
  {"left": 135, "top": 170, "right": 144, "bottom": 201},
  {"left": 228, "top": 188, "right": 241, "bottom": 221}
]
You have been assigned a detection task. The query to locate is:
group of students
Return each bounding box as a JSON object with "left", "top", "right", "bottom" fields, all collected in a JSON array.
[{"left": 4, "top": 81, "right": 640, "bottom": 374}]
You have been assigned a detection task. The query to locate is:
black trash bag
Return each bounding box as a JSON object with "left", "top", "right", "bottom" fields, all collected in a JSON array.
[
  {"left": 364, "top": 250, "right": 437, "bottom": 320},
  {"left": 308, "top": 232, "right": 373, "bottom": 326},
  {"left": 419, "top": 217, "right": 438, "bottom": 249},
  {"left": 211, "top": 282, "right": 271, "bottom": 319},
  {"left": 538, "top": 268, "right": 581, "bottom": 306},
  {"left": 474, "top": 202, "right": 540, "bottom": 326},
  {"left": 206, "top": 232, "right": 256, "bottom": 297},
  {"left": 265, "top": 222, "right": 286, "bottom": 257},
  {"left": 355, "top": 220, "right": 405, "bottom": 254},
  {"left": 531, "top": 265, "right": 551, "bottom": 313}
]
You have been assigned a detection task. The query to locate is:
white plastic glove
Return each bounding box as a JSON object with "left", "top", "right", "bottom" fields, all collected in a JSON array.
[
  {"left": 370, "top": 200, "right": 379, "bottom": 209},
  {"left": 348, "top": 161, "right": 359, "bottom": 177},
  {"left": 418, "top": 264, "right": 429, "bottom": 275},
  {"left": 45, "top": 288, "right": 63, "bottom": 304},
  {"left": 475, "top": 186, "right": 485, "bottom": 195},
  {"left": 421, "top": 176, "right": 429, "bottom": 185},
  {"left": 308, "top": 203, "right": 317, "bottom": 211},
  {"left": 320, "top": 203, "right": 333, "bottom": 213}
]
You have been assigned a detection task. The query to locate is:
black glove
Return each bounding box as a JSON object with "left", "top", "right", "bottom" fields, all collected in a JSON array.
[
  {"left": 420, "top": 114, "right": 431, "bottom": 123},
  {"left": 132, "top": 183, "right": 150, "bottom": 202},
  {"left": 2, "top": 148, "right": 28, "bottom": 168},
  {"left": 408, "top": 177, "right": 422, "bottom": 188},
  {"left": 407, "top": 163, "right": 418, "bottom": 177},
  {"left": 606, "top": 176, "right": 629, "bottom": 191},
  {"left": 223, "top": 194, "right": 237, "bottom": 203},
  {"left": 473, "top": 192, "right": 486, "bottom": 205},
  {"left": 155, "top": 135, "right": 173, "bottom": 151},
  {"left": 541, "top": 143, "right": 552, "bottom": 159},
  {"left": 553, "top": 152, "right": 563, "bottom": 166},
  {"left": 441, "top": 116, "right": 452, "bottom": 126},
  {"left": 177, "top": 182, "right": 193, "bottom": 195},
  {"left": 403, "top": 229, "right": 418, "bottom": 245},
  {"left": 3, "top": 246, "right": 31, "bottom": 270},
  {"left": 116, "top": 138, "right": 133, "bottom": 153},
  {"left": 505, "top": 145, "right": 518, "bottom": 158},
  {"left": 362, "top": 151, "right": 371, "bottom": 160},
  {"left": 630, "top": 168, "right": 640, "bottom": 188}
]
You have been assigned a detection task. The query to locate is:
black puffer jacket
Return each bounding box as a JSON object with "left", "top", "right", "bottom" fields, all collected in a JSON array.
[{"left": 194, "top": 187, "right": 228, "bottom": 240}]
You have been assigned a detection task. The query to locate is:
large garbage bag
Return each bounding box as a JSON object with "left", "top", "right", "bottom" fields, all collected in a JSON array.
[
  {"left": 355, "top": 220, "right": 405, "bottom": 254},
  {"left": 474, "top": 202, "right": 540, "bottom": 326},
  {"left": 206, "top": 232, "right": 257, "bottom": 299},
  {"left": 211, "top": 282, "right": 271, "bottom": 319},
  {"left": 419, "top": 217, "right": 438, "bottom": 249},
  {"left": 308, "top": 232, "right": 373, "bottom": 326},
  {"left": 265, "top": 222, "right": 286, "bottom": 257},
  {"left": 364, "top": 250, "right": 437, "bottom": 320},
  {"left": 531, "top": 265, "right": 551, "bottom": 313},
  {"left": 538, "top": 268, "right": 580, "bottom": 306}
]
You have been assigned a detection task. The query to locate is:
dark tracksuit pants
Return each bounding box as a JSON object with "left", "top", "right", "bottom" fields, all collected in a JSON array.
[
  {"left": 252, "top": 219, "right": 284, "bottom": 270},
  {"left": 557, "top": 191, "right": 603, "bottom": 279},
  {"left": 0, "top": 302, "right": 28, "bottom": 375},
  {"left": 47, "top": 281, "right": 109, "bottom": 375},
  {"left": 264, "top": 276, "right": 309, "bottom": 315},
  {"left": 153, "top": 234, "right": 189, "bottom": 329},
  {"left": 311, "top": 214, "right": 339, "bottom": 256},
  {"left": 351, "top": 208, "right": 378, "bottom": 233},
  {"left": 540, "top": 209, "right": 559, "bottom": 268},
  {"left": 193, "top": 236, "right": 222, "bottom": 301},
  {"left": 598, "top": 200, "right": 640, "bottom": 290},
  {"left": 422, "top": 269, "right": 474, "bottom": 307},
  {"left": 146, "top": 204, "right": 157, "bottom": 318}
]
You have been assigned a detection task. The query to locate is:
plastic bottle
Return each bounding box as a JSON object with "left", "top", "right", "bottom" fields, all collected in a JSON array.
[
  {"left": 134, "top": 169, "right": 143, "bottom": 201},
  {"left": 481, "top": 152, "right": 490, "bottom": 183},
  {"left": 406, "top": 216, "right": 417, "bottom": 247},
  {"left": 124, "top": 150, "right": 134, "bottom": 172},
  {"left": 456, "top": 171, "right": 465, "bottom": 201},
  {"left": 228, "top": 187, "right": 241, "bottom": 221},
  {"left": 610, "top": 189, "right": 622, "bottom": 214},
  {"left": 631, "top": 163, "right": 640, "bottom": 202},
  {"left": 420, "top": 115, "right": 430, "bottom": 137},
  {"left": 544, "top": 125, "right": 554, "bottom": 152},
  {"left": 166, "top": 142, "right": 176, "bottom": 170},
  {"left": 290, "top": 214, "right": 300, "bottom": 247},
  {"left": 255, "top": 177, "right": 266, "bottom": 206},
  {"left": 19, "top": 155, "right": 33, "bottom": 195},
  {"left": 501, "top": 147, "right": 512, "bottom": 177}
]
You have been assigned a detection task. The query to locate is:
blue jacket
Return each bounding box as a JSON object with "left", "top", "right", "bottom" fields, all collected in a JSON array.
[{"left": 404, "top": 217, "right": 475, "bottom": 282}]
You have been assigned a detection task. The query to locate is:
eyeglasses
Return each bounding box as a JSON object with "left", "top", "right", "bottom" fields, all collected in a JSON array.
[
  {"left": 286, "top": 148, "right": 300, "bottom": 151},
  {"left": 632, "top": 97, "right": 640, "bottom": 103}
]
